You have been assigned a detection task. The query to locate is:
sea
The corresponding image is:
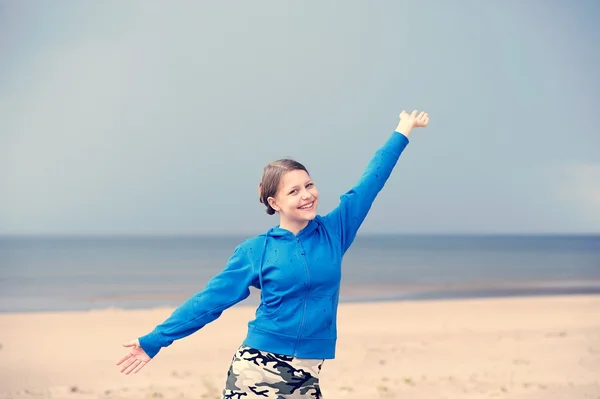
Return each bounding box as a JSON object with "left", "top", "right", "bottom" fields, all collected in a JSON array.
[{"left": 0, "top": 234, "right": 599, "bottom": 313}]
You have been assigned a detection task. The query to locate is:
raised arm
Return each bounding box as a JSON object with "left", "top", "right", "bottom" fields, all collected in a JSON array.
[
  {"left": 121, "top": 244, "right": 258, "bottom": 368},
  {"left": 322, "top": 110, "right": 429, "bottom": 253}
]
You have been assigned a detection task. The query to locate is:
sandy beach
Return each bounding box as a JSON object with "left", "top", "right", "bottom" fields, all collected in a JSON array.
[{"left": 0, "top": 295, "right": 598, "bottom": 399}]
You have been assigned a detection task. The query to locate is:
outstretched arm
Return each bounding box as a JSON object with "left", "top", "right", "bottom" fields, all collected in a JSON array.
[
  {"left": 322, "top": 110, "right": 429, "bottom": 253},
  {"left": 118, "top": 244, "right": 258, "bottom": 372}
]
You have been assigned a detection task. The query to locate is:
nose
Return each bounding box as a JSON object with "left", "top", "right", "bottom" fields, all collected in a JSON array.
[{"left": 301, "top": 189, "right": 312, "bottom": 200}]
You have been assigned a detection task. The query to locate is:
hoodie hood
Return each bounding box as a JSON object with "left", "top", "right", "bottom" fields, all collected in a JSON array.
[{"left": 265, "top": 219, "right": 319, "bottom": 239}]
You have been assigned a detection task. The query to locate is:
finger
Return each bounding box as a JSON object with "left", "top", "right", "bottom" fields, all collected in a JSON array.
[
  {"left": 122, "top": 340, "right": 138, "bottom": 348},
  {"left": 124, "top": 360, "right": 142, "bottom": 375},
  {"left": 120, "top": 357, "right": 137, "bottom": 373},
  {"left": 420, "top": 112, "right": 428, "bottom": 120},
  {"left": 120, "top": 357, "right": 136, "bottom": 373},
  {"left": 410, "top": 110, "right": 418, "bottom": 118},
  {"left": 116, "top": 353, "right": 132, "bottom": 365},
  {"left": 132, "top": 360, "right": 148, "bottom": 374},
  {"left": 123, "top": 360, "right": 139, "bottom": 375},
  {"left": 399, "top": 110, "right": 407, "bottom": 118},
  {"left": 418, "top": 111, "right": 425, "bottom": 119},
  {"left": 123, "top": 360, "right": 140, "bottom": 375}
]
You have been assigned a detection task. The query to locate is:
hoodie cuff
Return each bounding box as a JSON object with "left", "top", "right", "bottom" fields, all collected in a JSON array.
[{"left": 138, "top": 331, "right": 165, "bottom": 359}]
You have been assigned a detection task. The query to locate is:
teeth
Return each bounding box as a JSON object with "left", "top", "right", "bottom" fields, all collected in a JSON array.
[{"left": 300, "top": 202, "right": 313, "bottom": 209}]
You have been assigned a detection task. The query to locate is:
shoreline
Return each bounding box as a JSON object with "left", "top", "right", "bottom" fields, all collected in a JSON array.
[{"left": 2, "top": 284, "right": 600, "bottom": 314}]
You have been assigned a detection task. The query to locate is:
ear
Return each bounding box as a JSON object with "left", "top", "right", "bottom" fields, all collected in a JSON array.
[{"left": 267, "top": 196, "right": 280, "bottom": 212}]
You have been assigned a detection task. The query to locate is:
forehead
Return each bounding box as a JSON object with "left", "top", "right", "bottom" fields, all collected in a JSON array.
[{"left": 279, "top": 169, "right": 311, "bottom": 188}]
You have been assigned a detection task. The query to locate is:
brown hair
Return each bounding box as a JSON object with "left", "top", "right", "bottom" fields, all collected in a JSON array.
[{"left": 258, "top": 159, "right": 309, "bottom": 215}]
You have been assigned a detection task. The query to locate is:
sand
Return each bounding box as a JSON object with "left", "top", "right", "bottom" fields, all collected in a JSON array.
[{"left": 0, "top": 295, "right": 598, "bottom": 399}]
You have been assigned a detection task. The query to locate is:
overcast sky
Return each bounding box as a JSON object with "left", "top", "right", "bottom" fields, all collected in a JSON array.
[{"left": 1, "top": 1, "right": 599, "bottom": 236}]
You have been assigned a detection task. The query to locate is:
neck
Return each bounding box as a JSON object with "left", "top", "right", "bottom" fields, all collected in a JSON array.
[{"left": 278, "top": 218, "right": 309, "bottom": 236}]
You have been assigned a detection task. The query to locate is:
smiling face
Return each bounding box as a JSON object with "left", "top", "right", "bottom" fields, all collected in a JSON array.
[{"left": 267, "top": 169, "right": 319, "bottom": 233}]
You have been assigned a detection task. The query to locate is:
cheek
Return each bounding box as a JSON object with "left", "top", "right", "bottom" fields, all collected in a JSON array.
[{"left": 311, "top": 188, "right": 320, "bottom": 199}]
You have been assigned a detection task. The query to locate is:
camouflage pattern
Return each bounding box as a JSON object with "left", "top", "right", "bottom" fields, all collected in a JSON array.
[{"left": 222, "top": 345, "right": 324, "bottom": 398}]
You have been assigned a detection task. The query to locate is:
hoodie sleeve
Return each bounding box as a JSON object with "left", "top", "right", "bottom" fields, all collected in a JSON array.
[
  {"left": 138, "top": 245, "right": 257, "bottom": 358},
  {"left": 322, "top": 131, "right": 409, "bottom": 253}
]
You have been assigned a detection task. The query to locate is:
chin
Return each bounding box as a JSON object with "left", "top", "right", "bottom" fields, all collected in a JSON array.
[
  {"left": 295, "top": 211, "right": 317, "bottom": 223},
  {"left": 303, "top": 205, "right": 318, "bottom": 219},
  {"left": 293, "top": 200, "right": 318, "bottom": 222},
  {"left": 305, "top": 213, "right": 317, "bottom": 221}
]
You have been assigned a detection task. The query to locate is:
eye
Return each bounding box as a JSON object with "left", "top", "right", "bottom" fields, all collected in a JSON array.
[
  {"left": 306, "top": 183, "right": 314, "bottom": 189},
  {"left": 288, "top": 189, "right": 298, "bottom": 195}
]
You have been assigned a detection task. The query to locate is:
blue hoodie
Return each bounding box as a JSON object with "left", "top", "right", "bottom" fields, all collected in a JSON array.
[{"left": 138, "top": 131, "right": 409, "bottom": 359}]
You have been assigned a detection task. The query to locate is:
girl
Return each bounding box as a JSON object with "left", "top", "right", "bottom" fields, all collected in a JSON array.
[{"left": 116, "top": 109, "right": 430, "bottom": 398}]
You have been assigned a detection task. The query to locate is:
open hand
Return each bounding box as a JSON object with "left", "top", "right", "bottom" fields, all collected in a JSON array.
[
  {"left": 116, "top": 339, "right": 151, "bottom": 374},
  {"left": 400, "top": 110, "right": 429, "bottom": 128},
  {"left": 396, "top": 109, "right": 429, "bottom": 138}
]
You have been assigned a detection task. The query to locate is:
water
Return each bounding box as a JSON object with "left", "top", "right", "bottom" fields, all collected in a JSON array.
[{"left": 0, "top": 234, "right": 598, "bottom": 313}]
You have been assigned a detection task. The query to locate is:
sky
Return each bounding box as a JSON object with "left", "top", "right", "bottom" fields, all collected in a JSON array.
[{"left": 1, "top": 1, "right": 599, "bottom": 236}]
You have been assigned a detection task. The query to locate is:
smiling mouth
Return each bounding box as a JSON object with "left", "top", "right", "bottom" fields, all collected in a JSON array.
[{"left": 298, "top": 201, "right": 315, "bottom": 210}]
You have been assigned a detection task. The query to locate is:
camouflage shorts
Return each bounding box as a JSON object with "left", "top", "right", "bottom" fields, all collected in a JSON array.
[{"left": 222, "top": 344, "right": 325, "bottom": 398}]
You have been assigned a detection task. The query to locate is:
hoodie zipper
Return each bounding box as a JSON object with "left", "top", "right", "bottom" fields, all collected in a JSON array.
[{"left": 294, "top": 237, "right": 311, "bottom": 356}]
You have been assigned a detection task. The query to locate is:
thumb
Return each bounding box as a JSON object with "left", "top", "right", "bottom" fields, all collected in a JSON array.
[{"left": 122, "top": 339, "right": 140, "bottom": 348}]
